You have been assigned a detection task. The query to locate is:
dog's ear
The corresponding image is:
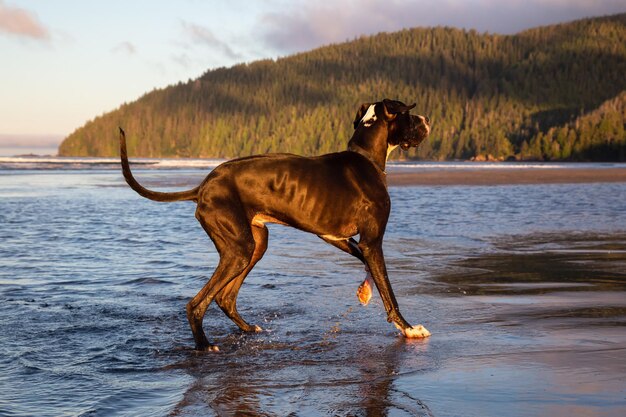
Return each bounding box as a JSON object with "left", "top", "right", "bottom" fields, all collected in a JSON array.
[
  {"left": 382, "top": 99, "right": 416, "bottom": 120},
  {"left": 353, "top": 103, "right": 372, "bottom": 129}
]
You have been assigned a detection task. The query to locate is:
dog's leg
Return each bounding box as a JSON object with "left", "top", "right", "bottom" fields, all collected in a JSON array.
[
  {"left": 185, "top": 253, "right": 252, "bottom": 350},
  {"left": 187, "top": 206, "right": 256, "bottom": 351},
  {"left": 319, "top": 236, "right": 365, "bottom": 263},
  {"left": 319, "top": 236, "right": 374, "bottom": 304},
  {"left": 215, "top": 224, "right": 268, "bottom": 332},
  {"left": 359, "top": 240, "right": 430, "bottom": 339}
]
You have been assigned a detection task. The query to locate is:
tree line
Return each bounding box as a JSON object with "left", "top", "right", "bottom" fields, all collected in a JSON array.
[{"left": 59, "top": 14, "right": 626, "bottom": 161}]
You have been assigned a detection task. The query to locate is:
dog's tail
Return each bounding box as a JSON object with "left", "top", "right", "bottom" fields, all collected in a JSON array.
[{"left": 119, "top": 128, "right": 199, "bottom": 202}]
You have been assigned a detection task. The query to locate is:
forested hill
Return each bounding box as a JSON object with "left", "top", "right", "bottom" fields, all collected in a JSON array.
[{"left": 59, "top": 14, "right": 626, "bottom": 161}]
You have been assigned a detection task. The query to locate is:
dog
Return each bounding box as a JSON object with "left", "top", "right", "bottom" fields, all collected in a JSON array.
[{"left": 119, "top": 99, "right": 431, "bottom": 351}]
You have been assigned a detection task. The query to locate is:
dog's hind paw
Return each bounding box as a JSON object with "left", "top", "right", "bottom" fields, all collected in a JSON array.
[
  {"left": 195, "top": 344, "right": 220, "bottom": 352},
  {"left": 241, "top": 324, "right": 263, "bottom": 333}
]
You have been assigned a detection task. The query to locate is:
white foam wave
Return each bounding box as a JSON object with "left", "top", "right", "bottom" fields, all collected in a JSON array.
[
  {"left": 0, "top": 156, "right": 226, "bottom": 170},
  {"left": 152, "top": 159, "right": 224, "bottom": 168},
  {"left": 0, "top": 156, "right": 119, "bottom": 164},
  {"left": 0, "top": 156, "right": 620, "bottom": 171}
]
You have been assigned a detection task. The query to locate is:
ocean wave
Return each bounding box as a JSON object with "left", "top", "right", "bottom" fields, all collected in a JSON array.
[
  {"left": 1, "top": 155, "right": 622, "bottom": 171},
  {"left": 0, "top": 156, "right": 225, "bottom": 171}
]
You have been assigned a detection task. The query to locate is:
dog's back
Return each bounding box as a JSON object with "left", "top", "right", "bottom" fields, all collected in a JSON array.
[{"left": 197, "top": 151, "right": 389, "bottom": 238}]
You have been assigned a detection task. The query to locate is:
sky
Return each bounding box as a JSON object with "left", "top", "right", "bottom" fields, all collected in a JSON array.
[{"left": 1, "top": 0, "right": 624, "bottom": 155}]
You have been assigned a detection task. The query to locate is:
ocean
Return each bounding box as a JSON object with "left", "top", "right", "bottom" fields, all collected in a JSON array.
[{"left": 1, "top": 158, "right": 625, "bottom": 416}]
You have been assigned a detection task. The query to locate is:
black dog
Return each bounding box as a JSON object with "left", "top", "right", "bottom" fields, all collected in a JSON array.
[{"left": 120, "top": 99, "right": 431, "bottom": 351}]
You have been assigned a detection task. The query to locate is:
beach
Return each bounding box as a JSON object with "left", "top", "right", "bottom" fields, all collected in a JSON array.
[
  {"left": 387, "top": 166, "right": 626, "bottom": 186},
  {"left": 57, "top": 160, "right": 622, "bottom": 190}
]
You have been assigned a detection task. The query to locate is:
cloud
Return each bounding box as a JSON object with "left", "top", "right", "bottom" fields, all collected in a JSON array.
[
  {"left": 0, "top": 0, "right": 49, "bottom": 40},
  {"left": 172, "top": 53, "right": 192, "bottom": 69},
  {"left": 258, "top": 0, "right": 626, "bottom": 54},
  {"left": 181, "top": 21, "right": 242, "bottom": 61},
  {"left": 112, "top": 41, "right": 137, "bottom": 55}
]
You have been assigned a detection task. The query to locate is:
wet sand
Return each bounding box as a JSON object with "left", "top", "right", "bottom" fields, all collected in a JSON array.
[{"left": 387, "top": 166, "right": 626, "bottom": 186}]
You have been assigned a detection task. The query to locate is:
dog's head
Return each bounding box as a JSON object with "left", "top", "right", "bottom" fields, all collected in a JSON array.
[{"left": 353, "top": 99, "right": 430, "bottom": 150}]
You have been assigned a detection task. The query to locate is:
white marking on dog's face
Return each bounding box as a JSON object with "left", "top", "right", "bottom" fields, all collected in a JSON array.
[{"left": 360, "top": 104, "right": 377, "bottom": 127}]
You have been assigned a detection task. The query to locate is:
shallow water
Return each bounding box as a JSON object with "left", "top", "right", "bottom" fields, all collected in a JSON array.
[{"left": 1, "top": 168, "right": 626, "bottom": 416}]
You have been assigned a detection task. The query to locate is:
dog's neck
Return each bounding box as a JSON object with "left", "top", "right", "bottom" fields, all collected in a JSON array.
[{"left": 347, "top": 125, "right": 393, "bottom": 172}]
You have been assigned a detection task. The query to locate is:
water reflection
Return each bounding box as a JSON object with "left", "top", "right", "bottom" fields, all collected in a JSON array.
[
  {"left": 167, "top": 333, "right": 434, "bottom": 416},
  {"left": 160, "top": 231, "right": 626, "bottom": 417}
]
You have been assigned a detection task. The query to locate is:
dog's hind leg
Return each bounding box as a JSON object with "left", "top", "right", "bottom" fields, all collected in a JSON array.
[
  {"left": 215, "top": 224, "right": 268, "bottom": 332},
  {"left": 186, "top": 207, "right": 256, "bottom": 351}
]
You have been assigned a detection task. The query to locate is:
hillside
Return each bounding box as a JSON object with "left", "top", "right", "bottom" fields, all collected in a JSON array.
[
  {"left": 527, "top": 91, "right": 626, "bottom": 161},
  {"left": 59, "top": 14, "right": 626, "bottom": 161}
]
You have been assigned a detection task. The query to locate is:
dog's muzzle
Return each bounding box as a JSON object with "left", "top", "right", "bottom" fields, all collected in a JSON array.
[{"left": 399, "top": 115, "right": 431, "bottom": 150}]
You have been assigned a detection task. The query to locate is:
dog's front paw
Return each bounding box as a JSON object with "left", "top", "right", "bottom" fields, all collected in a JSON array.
[
  {"left": 400, "top": 324, "right": 431, "bottom": 339},
  {"left": 357, "top": 269, "right": 374, "bottom": 305},
  {"left": 357, "top": 278, "right": 372, "bottom": 305}
]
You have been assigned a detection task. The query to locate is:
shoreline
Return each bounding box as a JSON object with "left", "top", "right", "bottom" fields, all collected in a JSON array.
[
  {"left": 133, "top": 166, "right": 626, "bottom": 190},
  {"left": 386, "top": 167, "right": 626, "bottom": 186},
  {"left": 2, "top": 157, "right": 626, "bottom": 187}
]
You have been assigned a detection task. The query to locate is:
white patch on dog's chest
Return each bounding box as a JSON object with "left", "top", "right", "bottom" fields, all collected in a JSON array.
[
  {"left": 386, "top": 144, "right": 398, "bottom": 160},
  {"left": 252, "top": 213, "right": 288, "bottom": 227},
  {"left": 360, "top": 104, "right": 377, "bottom": 127}
]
